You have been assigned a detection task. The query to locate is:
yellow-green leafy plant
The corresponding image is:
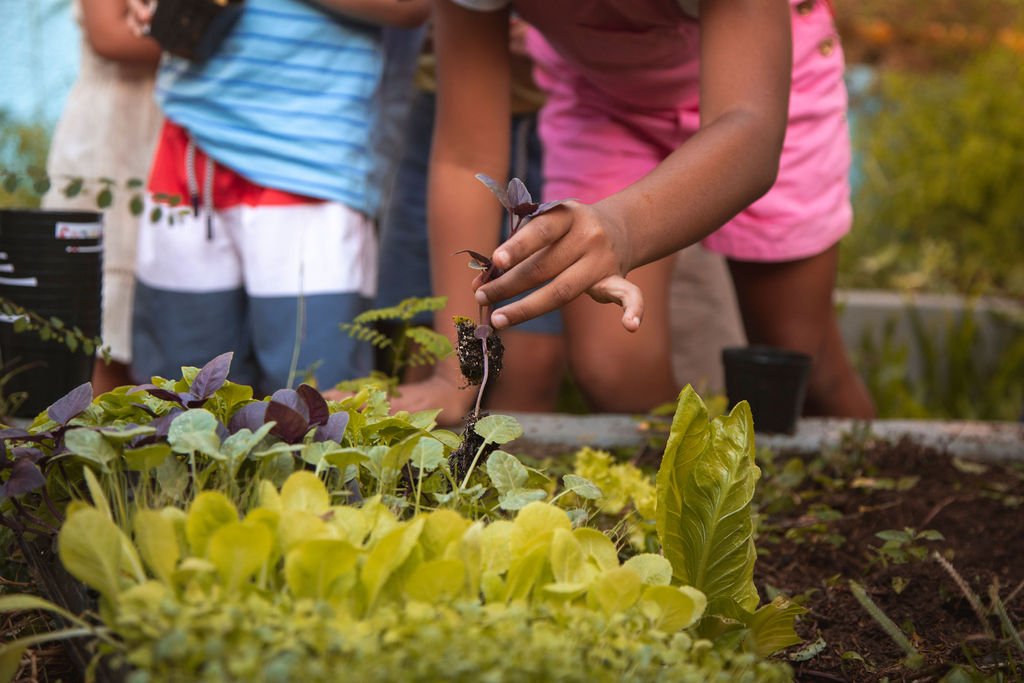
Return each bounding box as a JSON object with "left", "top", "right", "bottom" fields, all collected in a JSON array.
[{"left": 0, "top": 387, "right": 803, "bottom": 681}]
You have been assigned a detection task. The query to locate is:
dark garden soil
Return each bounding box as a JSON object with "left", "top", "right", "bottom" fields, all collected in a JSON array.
[{"left": 755, "top": 437, "right": 1024, "bottom": 682}]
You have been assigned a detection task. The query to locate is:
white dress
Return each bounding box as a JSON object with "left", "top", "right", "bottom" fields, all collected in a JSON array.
[{"left": 42, "top": 0, "right": 162, "bottom": 364}]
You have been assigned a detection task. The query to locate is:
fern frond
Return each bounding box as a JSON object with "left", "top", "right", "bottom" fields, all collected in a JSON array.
[
  {"left": 340, "top": 322, "right": 393, "bottom": 349},
  {"left": 405, "top": 327, "right": 454, "bottom": 364},
  {"left": 349, "top": 296, "right": 447, "bottom": 325}
]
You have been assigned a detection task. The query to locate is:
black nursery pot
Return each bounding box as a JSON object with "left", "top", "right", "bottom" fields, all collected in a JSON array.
[
  {"left": 148, "top": 0, "right": 246, "bottom": 62},
  {"left": 0, "top": 210, "right": 103, "bottom": 418},
  {"left": 722, "top": 345, "right": 812, "bottom": 435}
]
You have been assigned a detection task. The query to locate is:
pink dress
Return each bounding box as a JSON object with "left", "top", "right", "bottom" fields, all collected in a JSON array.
[{"left": 464, "top": 0, "right": 852, "bottom": 262}]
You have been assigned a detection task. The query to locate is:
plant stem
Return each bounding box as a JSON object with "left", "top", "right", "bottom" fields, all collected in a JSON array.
[
  {"left": 414, "top": 464, "right": 424, "bottom": 516},
  {"left": 458, "top": 438, "right": 491, "bottom": 493},
  {"left": 474, "top": 336, "right": 489, "bottom": 418}
]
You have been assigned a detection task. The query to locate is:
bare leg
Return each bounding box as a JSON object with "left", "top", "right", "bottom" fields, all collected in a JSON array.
[
  {"left": 562, "top": 256, "right": 679, "bottom": 413},
  {"left": 727, "top": 244, "right": 875, "bottom": 418}
]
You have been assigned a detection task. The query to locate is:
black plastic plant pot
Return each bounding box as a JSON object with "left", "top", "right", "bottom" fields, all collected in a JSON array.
[
  {"left": 148, "top": 0, "right": 245, "bottom": 63},
  {"left": 722, "top": 345, "right": 812, "bottom": 435},
  {"left": 0, "top": 210, "right": 103, "bottom": 418}
]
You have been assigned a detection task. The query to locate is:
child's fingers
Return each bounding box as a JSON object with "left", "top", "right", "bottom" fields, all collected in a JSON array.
[
  {"left": 490, "top": 205, "right": 572, "bottom": 271},
  {"left": 488, "top": 259, "right": 638, "bottom": 330},
  {"left": 474, "top": 246, "right": 562, "bottom": 306},
  {"left": 588, "top": 275, "right": 645, "bottom": 332}
]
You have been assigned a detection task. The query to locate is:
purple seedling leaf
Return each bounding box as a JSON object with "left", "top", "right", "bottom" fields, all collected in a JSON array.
[
  {"left": 129, "top": 384, "right": 186, "bottom": 406},
  {"left": 270, "top": 389, "right": 310, "bottom": 423},
  {"left": 0, "top": 428, "right": 31, "bottom": 442},
  {"left": 314, "top": 411, "right": 350, "bottom": 443},
  {"left": 455, "top": 249, "right": 493, "bottom": 271},
  {"left": 190, "top": 351, "right": 233, "bottom": 399},
  {"left": 11, "top": 446, "right": 45, "bottom": 463},
  {"left": 266, "top": 400, "right": 309, "bottom": 443},
  {"left": 507, "top": 177, "right": 539, "bottom": 217},
  {"left": 475, "top": 173, "right": 510, "bottom": 209},
  {"left": 531, "top": 198, "right": 571, "bottom": 217},
  {"left": 182, "top": 392, "right": 208, "bottom": 409},
  {"left": 228, "top": 402, "right": 268, "bottom": 434},
  {"left": 46, "top": 382, "right": 93, "bottom": 425},
  {"left": 474, "top": 325, "right": 493, "bottom": 340},
  {"left": 297, "top": 384, "right": 330, "bottom": 426},
  {"left": 2, "top": 458, "right": 46, "bottom": 498}
]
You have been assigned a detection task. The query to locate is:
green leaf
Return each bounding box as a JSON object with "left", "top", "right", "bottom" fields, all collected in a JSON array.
[
  {"left": 503, "top": 544, "right": 548, "bottom": 603},
  {"left": 623, "top": 554, "right": 674, "bottom": 586},
  {"left": 361, "top": 517, "right": 425, "bottom": 611},
  {"left": 639, "top": 585, "right": 707, "bottom": 632},
  {"left": 656, "top": 386, "right": 761, "bottom": 610},
  {"left": 208, "top": 521, "right": 273, "bottom": 591},
  {"left": 323, "top": 447, "right": 371, "bottom": 471},
  {"left": 404, "top": 558, "right": 465, "bottom": 602},
  {"left": 549, "top": 527, "right": 588, "bottom": 585},
  {"left": 509, "top": 502, "right": 571, "bottom": 557},
  {"left": 82, "top": 466, "right": 113, "bottom": 521},
  {"left": 407, "top": 408, "right": 443, "bottom": 430},
  {"left": 590, "top": 566, "right": 642, "bottom": 616},
  {"left": 123, "top": 443, "right": 172, "bottom": 472},
  {"left": 409, "top": 438, "right": 445, "bottom": 472},
  {"left": 280, "top": 471, "right": 329, "bottom": 514},
  {"left": 134, "top": 509, "right": 180, "bottom": 583},
  {"left": 497, "top": 488, "right": 547, "bottom": 511},
  {"left": 33, "top": 176, "right": 51, "bottom": 195},
  {"left": 419, "top": 509, "right": 470, "bottom": 560},
  {"left": 572, "top": 528, "right": 620, "bottom": 571},
  {"left": 2, "top": 173, "right": 18, "bottom": 193},
  {"left": 64, "top": 428, "right": 119, "bottom": 471},
  {"left": 562, "top": 474, "right": 603, "bottom": 500},
  {"left": 744, "top": 596, "right": 808, "bottom": 657},
  {"left": 98, "top": 425, "right": 157, "bottom": 444},
  {"left": 486, "top": 450, "right": 528, "bottom": 494},
  {"left": 59, "top": 507, "right": 138, "bottom": 599},
  {"left": 186, "top": 491, "right": 239, "bottom": 557},
  {"left": 473, "top": 414, "right": 523, "bottom": 445},
  {"left": 168, "top": 409, "right": 221, "bottom": 457},
  {"left": 0, "top": 594, "right": 87, "bottom": 627},
  {"left": 0, "top": 642, "right": 27, "bottom": 682},
  {"left": 285, "top": 539, "right": 360, "bottom": 601},
  {"left": 155, "top": 456, "right": 189, "bottom": 500},
  {"left": 222, "top": 422, "right": 275, "bottom": 463}
]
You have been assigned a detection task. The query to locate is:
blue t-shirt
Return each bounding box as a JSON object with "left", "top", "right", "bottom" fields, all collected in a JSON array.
[{"left": 155, "top": 0, "right": 382, "bottom": 214}]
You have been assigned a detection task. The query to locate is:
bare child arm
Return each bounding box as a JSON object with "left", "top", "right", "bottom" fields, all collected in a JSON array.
[
  {"left": 472, "top": 0, "right": 792, "bottom": 331},
  {"left": 82, "top": 0, "right": 162, "bottom": 63},
  {"left": 385, "top": 0, "right": 511, "bottom": 419},
  {"left": 308, "top": 0, "right": 430, "bottom": 27}
]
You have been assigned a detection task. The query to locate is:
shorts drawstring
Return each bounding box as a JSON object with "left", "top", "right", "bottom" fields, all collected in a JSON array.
[{"left": 185, "top": 137, "right": 215, "bottom": 240}]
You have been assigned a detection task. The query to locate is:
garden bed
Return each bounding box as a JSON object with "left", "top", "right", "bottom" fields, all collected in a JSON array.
[
  {"left": 511, "top": 415, "right": 1024, "bottom": 681},
  {"left": 758, "top": 436, "right": 1023, "bottom": 681}
]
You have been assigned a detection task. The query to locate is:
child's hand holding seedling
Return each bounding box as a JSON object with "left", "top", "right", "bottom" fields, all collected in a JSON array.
[{"left": 471, "top": 198, "right": 645, "bottom": 334}]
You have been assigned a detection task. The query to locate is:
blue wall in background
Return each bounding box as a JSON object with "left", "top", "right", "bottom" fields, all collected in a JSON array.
[{"left": 0, "top": 0, "right": 81, "bottom": 128}]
